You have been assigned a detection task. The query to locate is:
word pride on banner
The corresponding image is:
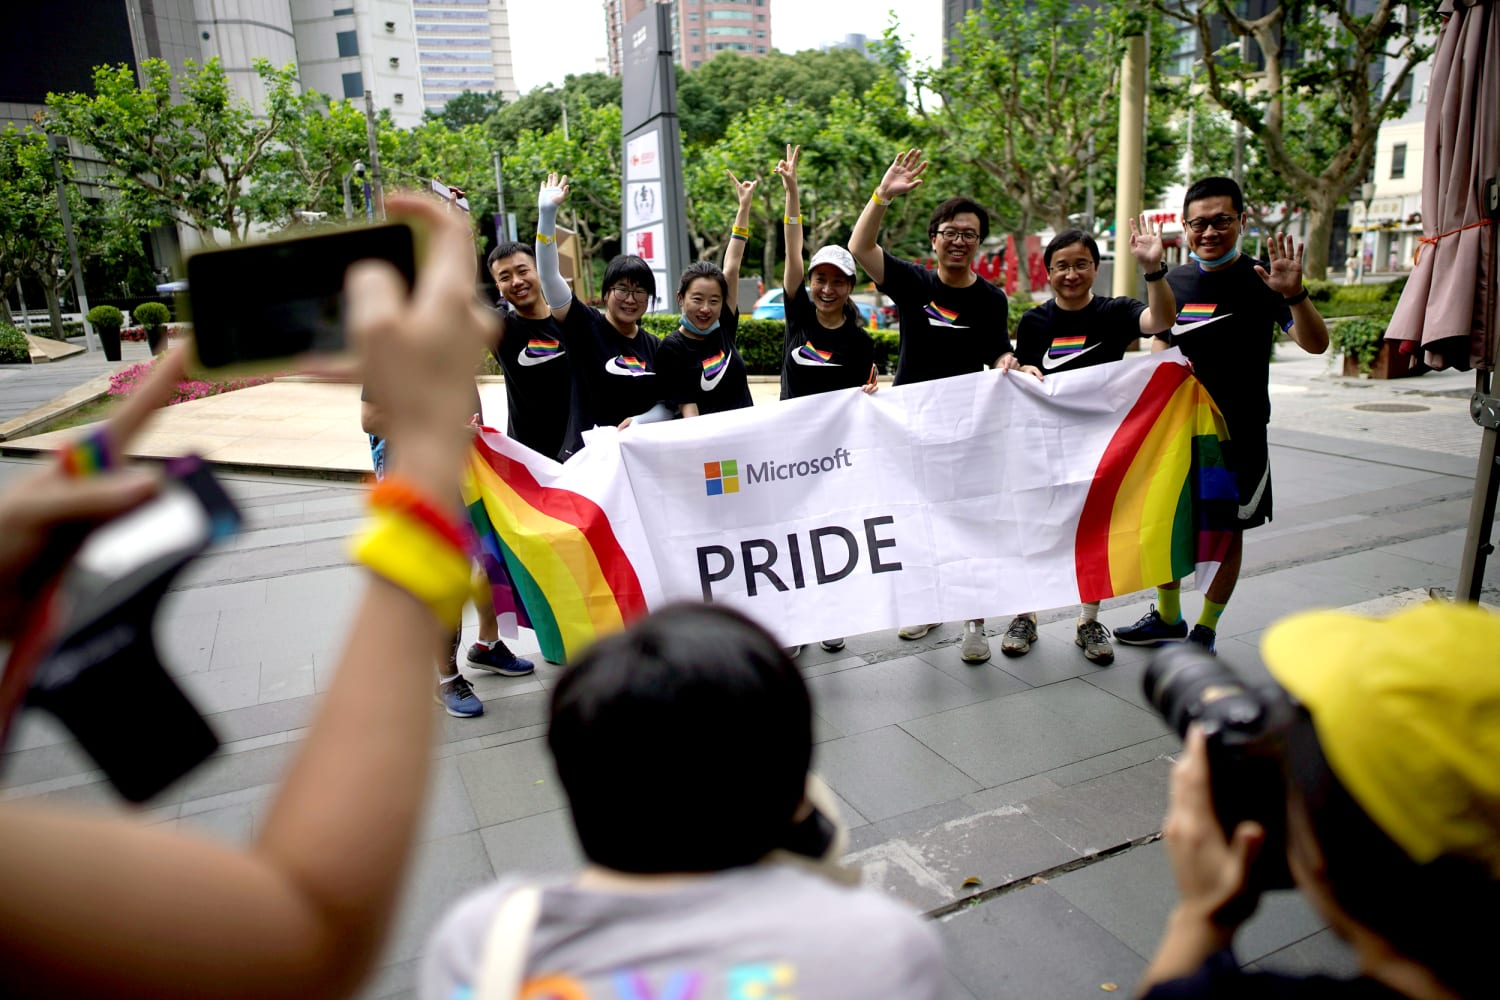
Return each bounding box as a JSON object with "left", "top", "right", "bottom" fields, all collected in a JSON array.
[{"left": 462, "top": 351, "right": 1231, "bottom": 661}]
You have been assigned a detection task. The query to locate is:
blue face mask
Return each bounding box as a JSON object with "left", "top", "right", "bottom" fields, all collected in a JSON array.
[
  {"left": 679, "top": 312, "right": 721, "bottom": 337},
  {"left": 1189, "top": 243, "right": 1241, "bottom": 269}
]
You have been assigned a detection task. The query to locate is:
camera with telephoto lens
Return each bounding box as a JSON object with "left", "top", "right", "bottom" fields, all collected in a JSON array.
[{"left": 1143, "top": 644, "right": 1296, "bottom": 893}]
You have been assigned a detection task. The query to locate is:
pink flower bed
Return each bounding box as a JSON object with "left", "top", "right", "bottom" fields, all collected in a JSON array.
[
  {"left": 108, "top": 358, "right": 276, "bottom": 406},
  {"left": 120, "top": 322, "right": 190, "bottom": 343}
]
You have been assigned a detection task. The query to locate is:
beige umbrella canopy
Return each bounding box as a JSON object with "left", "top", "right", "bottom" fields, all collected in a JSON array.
[{"left": 1386, "top": 0, "right": 1499, "bottom": 372}]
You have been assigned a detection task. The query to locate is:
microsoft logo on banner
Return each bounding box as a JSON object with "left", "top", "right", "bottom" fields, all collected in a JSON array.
[{"left": 704, "top": 460, "right": 739, "bottom": 496}]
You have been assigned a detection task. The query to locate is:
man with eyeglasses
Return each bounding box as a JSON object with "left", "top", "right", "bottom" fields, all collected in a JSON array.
[
  {"left": 850, "top": 148, "right": 1020, "bottom": 664},
  {"left": 1004, "top": 219, "right": 1176, "bottom": 665},
  {"left": 1115, "top": 176, "right": 1328, "bottom": 655}
]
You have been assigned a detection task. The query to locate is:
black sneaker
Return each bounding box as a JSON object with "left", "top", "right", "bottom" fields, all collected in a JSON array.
[
  {"left": 1115, "top": 604, "right": 1189, "bottom": 647},
  {"left": 1186, "top": 624, "right": 1217, "bottom": 655},
  {"left": 465, "top": 640, "right": 535, "bottom": 677},
  {"left": 820, "top": 638, "right": 846, "bottom": 652}
]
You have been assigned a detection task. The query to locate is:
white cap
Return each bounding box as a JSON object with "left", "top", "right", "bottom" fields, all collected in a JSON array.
[{"left": 809, "top": 245, "right": 857, "bottom": 277}]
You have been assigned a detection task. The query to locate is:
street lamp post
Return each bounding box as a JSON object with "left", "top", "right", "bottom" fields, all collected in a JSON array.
[
  {"left": 47, "top": 135, "right": 98, "bottom": 353},
  {"left": 1357, "top": 180, "right": 1376, "bottom": 282}
]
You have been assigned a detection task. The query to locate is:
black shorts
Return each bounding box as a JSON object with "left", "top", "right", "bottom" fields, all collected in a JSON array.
[{"left": 1222, "top": 434, "right": 1271, "bottom": 530}]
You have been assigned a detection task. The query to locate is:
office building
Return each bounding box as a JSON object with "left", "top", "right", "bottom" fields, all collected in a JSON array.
[
  {"left": 604, "top": 0, "right": 772, "bottom": 75},
  {"left": 411, "top": 0, "right": 519, "bottom": 112}
]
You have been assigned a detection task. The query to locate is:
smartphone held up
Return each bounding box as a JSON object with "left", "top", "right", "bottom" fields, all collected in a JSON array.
[{"left": 183, "top": 220, "right": 422, "bottom": 372}]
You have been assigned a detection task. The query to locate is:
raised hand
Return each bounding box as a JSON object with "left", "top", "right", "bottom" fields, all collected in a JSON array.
[
  {"left": 876, "top": 149, "right": 928, "bottom": 201},
  {"left": 1254, "top": 232, "right": 1305, "bottom": 297},
  {"left": 539, "top": 172, "right": 569, "bottom": 209},
  {"left": 727, "top": 169, "right": 758, "bottom": 209},
  {"left": 774, "top": 143, "right": 801, "bottom": 191},
  {"left": 1128, "top": 213, "right": 1165, "bottom": 271}
]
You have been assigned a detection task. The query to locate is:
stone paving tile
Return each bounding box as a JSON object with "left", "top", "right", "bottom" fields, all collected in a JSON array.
[
  {"left": 477, "top": 807, "right": 584, "bottom": 878},
  {"left": 900, "top": 679, "right": 1168, "bottom": 789},
  {"left": 937, "top": 882, "right": 1148, "bottom": 999},
  {"left": 382, "top": 831, "right": 495, "bottom": 966},
  {"left": 814, "top": 726, "right": 981, "bottom": 822},
  {"left": 805, "top": 655, "right": 989, "bottom": 735},
  {"left": 1249, "top": 927, "right": 1360, "bottom": 978},
  {"left": 454, "top": 736, "right": 566, "bottom": 827}
]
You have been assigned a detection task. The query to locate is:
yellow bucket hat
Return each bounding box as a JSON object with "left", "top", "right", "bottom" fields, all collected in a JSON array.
[{"left": 1261, "top": 601, "right": 1500, "bottom": 876}]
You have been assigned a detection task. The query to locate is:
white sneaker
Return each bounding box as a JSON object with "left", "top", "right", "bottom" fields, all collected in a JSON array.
[
  {"left": 898, "top": 623, "right": 939, "bottom": 640},
  {"left": 959, "top": 620, "right": 991, "bottom": 663}
]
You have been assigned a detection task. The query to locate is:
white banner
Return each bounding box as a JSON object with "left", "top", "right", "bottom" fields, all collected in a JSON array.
[{"left": 469, "top": 351, "right": 1228, "bottom": 654}]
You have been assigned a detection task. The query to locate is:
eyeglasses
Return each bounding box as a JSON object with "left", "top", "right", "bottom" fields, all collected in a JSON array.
[
  {"left": 610, "top": 286, "right": 650, "bottom": 301},
  {"left": 1049, "top": 261, "right": 1095, "bottom": 275},
  {"left": 935, "top": 229, "right": 981, "bottom": 245},
  {"left": 1184, "top": 214, "right": 1239, "bottom": 234}
]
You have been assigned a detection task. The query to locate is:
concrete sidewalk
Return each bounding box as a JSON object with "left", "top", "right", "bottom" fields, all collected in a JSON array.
[{"left": 0, "top": 345, "right": 1491, "bottom": 1000}]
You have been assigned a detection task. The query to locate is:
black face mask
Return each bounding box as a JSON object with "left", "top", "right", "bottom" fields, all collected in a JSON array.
[{"left": 5, "top": 459, "right": 239, "bottom": 801}]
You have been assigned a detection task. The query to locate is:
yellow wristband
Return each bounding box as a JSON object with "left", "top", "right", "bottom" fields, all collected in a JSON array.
[
  {"left": 352, "top": 510, "right": 471, "bottom": 627},
  {"left": 732, "top": 225, "right": 751, "bottom": 238},
  {"left": 536, "top": 231, "right": 555, "bottom": 245},
  {"left": 783, "top": 215, "right": 801, "bottom": 226},
  {"left": 871, "top": 190, "right": 890, "bottom": 206}
]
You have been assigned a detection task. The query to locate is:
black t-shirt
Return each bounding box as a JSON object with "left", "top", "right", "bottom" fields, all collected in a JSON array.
[
  {"left": 556, "top": 302, "right": 662, "bottom": 457},
  {"left": 491, "top": 306, "right": 571, "bottom": 460},
  {"left": 1142, "top": 949, "right": 1405, "bottom": 999},
  {"left": 1158, "top": 256, "right": 1292, "bottom": 437},
  {"left": 877, "top": 250, "right": 1012, "bottom": 386},
  {"left": 1014, "top": 295, "right": 1147, "bottom": 374},
  {"left": 653, "top": 303, "right": 753, "bottom": 415},
  {"left": 779, "top": 283, "right": 876, "bottom": 399}
]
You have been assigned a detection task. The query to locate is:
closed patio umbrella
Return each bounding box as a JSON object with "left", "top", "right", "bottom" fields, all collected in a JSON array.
[{"left": 1386, "top": 0, "right": 1500, "bottom": 599}]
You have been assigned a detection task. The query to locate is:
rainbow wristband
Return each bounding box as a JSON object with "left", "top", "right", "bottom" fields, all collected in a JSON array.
[
  {"left": 732, "top": 225, "right": 751, "bottom": 238},
  {"left": 370, "top": 477, "right": 469, "bottom": 552},
  {"left": 60, "top": 429, "right": 114, "bottom": 478},
  {"left": 352, "top": 510, "right": 471, "bottom": 627}
]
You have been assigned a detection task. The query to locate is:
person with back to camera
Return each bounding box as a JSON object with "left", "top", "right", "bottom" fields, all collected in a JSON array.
[
  {"left": 848, "top": 148, "right": 1020, "bottom": 664},
  {"left": 1138, "top": 600, "right": 1500, "bottom": 999},
  {"left": 534, "top": 172, "right": 668, "bottom": 458},
  {"left": 419, "top": 603, "right": 945, "bottom": 999},
  {"left": 651, "top": 169, "right": 757, "bottom": 421},
  {"left": 775, "top": 142, "right": 878, "bottom": 659},
  {"left": 0, "top": 193, "right": 506, "bottom": 998}
]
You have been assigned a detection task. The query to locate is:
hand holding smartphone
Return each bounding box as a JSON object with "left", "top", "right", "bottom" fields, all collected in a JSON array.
[{"left": 185, "top": 221, "right": 422, "bottom": 372}]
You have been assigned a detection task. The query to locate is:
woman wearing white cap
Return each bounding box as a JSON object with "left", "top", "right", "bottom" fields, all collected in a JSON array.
[{"left": 775, "top": 144, "right": 878, "bottom": 657}]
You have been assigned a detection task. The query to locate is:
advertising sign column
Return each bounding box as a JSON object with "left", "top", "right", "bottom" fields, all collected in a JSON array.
[{"left": 620, "top": 4, "right": 689, "bottom": 314}]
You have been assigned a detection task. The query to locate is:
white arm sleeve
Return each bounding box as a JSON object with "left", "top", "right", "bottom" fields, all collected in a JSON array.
[
  {"left": 629, "top": 402, "right": 677, "bottom": 425},
  {"left": 535, "top": 189, "right": 572, "bottom": 309}
]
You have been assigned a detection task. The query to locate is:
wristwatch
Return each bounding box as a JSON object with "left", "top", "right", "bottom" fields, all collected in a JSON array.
[{"left": 1143, "top": 263, "right": 1169, "bottom": 282}]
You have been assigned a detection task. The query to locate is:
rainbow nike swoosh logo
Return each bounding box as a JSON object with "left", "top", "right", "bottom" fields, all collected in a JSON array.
[
  {"left": 792, "top": 342, "right": 840, "bottom": 367},
  {"left": 516, "top": 338, "right": 564, "bottom": 367},
  {"left": 605, "top": 355, "right": 651, "bottom": 377},
  {"left": 700, "top": 350, "right": 729, "bottom": 391},
  {"left": 923, "top": 302, "right": 967, "bottom": 329}
]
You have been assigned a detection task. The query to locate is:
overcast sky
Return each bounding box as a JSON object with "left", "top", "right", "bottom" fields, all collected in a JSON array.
[{"left": 506, "top": 0, "right": 944, "bottom": 94}]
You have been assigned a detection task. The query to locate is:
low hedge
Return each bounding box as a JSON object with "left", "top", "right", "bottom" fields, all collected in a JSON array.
[{"left": 0, "top": 324, "right": 29, "bottom": 364}]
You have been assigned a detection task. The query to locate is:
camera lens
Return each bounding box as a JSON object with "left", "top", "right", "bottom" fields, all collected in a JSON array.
[{"left": 1143, "top": 644, "right": 1264, "bottom": 738}]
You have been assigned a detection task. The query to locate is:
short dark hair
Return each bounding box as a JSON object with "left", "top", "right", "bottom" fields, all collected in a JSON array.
[
  {"left": 486, "top": 241, "right": 534, "bottom": 269},
  {"left": 548, "top": 603, "right": 812, "bottom": 874},
  {"left": 929, "top": 196, "right": 990, "bottom": 242},
  {"left": 601, "top": 254, "right": 656, "bottom": 300},
  {"left": 1183, "top": 176, "right": 1245, "bottom": 216},
  {"left": 1044, "top": 229, "right": 1100, "bottom": 270},
  {"left": 677, "top": 260, "right": 727, "bottom": 302}
]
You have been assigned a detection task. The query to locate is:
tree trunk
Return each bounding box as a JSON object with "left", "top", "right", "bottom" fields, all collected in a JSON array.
[
  {"left": 0, "top": 278, "right": 14, "bottom": 327},
  {"left": 1302, "top": 193, "right": 1337, "bottom": 281},
  {"left": 761, "top": 220, "right": 777, "bottom": 289},
  {"left": 41, "top": 279, "right": 64, "bottom": 339},
  {"left": 1011, "top": 228, "right": 1032, "bottom": 296}
]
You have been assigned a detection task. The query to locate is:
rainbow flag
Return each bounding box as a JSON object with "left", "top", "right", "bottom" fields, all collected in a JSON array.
[
  {"left": 701, "top": 350, "right": 728, "bottom": 377},
  {"left": 797, "top": 342, "right": 834, "bottom": 364},
  {"left": 1178, "top": 303, "right": 1217, "bottom": 321},
  {"left": 923, "top": 302, "right": 961, "bottom": 324},
  {"left": 1048, "top": 335, "right": 1089, "bottom": 355},
  {"left": 463, "top": 433, "right": 649, "bottom": 663},
  {"left": 1074, "top": 363, "right": 1235, "bottom": 601}
]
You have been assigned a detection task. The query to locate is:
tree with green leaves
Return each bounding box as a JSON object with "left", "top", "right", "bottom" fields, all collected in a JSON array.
[
  {"left": 1150, "top": 0, "right": 1436, "bottom": 278},
  {"left": 501, "top": 103, "right": 622, "bottom": 300},
  {"left": 428, "top": 90, "right": 505, "bottom": 131},
  {"left": 0, "top": 128, "right": 145, "bottom": 337},
  {"left": 911, "top": 0, "right": 1178, "bottom": 294},
  {"left": 489, "top": 73, "right": 621, "bottom": 150},
  {"left": 247, "top": 91, "right": 373, "bottom": 228},
  {"left": 45, "top": 58, "right": 298, "bottom": 244}
]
